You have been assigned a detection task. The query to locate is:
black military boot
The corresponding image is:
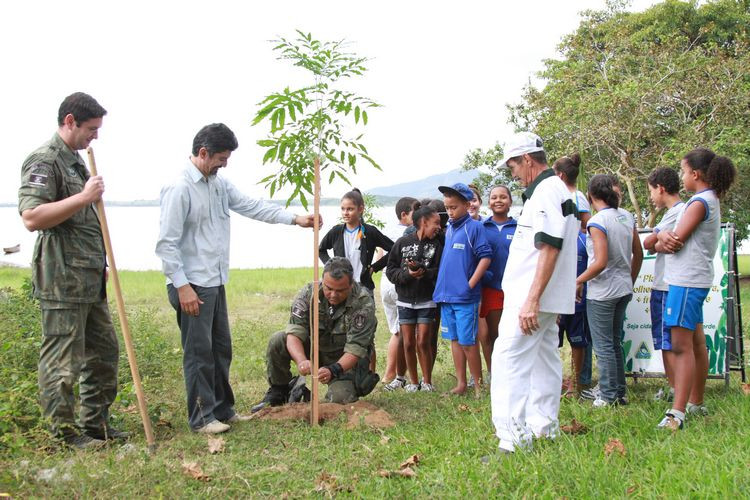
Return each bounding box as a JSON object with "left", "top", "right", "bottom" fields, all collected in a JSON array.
[
  {"left": 288, "top": 376, "right": 311, "bottom": 403},
  {"left": 251, "top": 385, "right": 289, "bottom": 413},
  {"left": 85, "top": 426, "right": 131, "bottom": 441}
]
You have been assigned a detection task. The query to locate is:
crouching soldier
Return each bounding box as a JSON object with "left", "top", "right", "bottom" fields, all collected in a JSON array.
[{"left": 252, "top": 257, "right": 380, "bottom": 411}]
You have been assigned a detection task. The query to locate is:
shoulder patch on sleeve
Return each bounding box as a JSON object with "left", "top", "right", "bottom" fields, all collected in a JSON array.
[
  {"left": 353, "top": 312, "right": 366, "bottom": 329},
  {"left": 28, "top": 163, "right": 52, "bottom": 187}
]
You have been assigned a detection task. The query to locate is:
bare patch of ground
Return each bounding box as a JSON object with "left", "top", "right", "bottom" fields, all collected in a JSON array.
[{"left": 252, "top": 401, "right": 395, "bottom": 428}]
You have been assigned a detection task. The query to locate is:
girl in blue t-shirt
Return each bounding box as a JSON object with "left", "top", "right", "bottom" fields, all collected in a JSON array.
[{"left": 655, "top": 149, "right": 736, "bottom": 430}]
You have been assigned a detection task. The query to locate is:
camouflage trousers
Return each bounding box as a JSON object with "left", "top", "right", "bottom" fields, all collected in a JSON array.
[
  {"left": 39, "top": 299, "right": 119, "bottom": 438},
  {"left": 266, "top": 331, "right": 376, "bottom": 404}
]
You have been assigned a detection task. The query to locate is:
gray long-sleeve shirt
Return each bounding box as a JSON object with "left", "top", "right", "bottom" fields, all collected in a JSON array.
[{"left": 155, "top": 161, "right": 296, "bottom": 288}]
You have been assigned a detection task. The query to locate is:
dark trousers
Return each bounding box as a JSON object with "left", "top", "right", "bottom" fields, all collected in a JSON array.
[{"left": 168, "top": 284, "right": 235, "bottom": 429}]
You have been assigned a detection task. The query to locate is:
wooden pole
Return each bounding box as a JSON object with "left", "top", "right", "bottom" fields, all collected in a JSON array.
[
  {"left": 86, "top": 148, "right": 156, "bottom": 452},
  {"left": 311, "top": 156, "right": 321, "bottom": 426}
]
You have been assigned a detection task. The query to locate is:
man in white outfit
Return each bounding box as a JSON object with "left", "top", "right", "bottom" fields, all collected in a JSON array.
[{"left": 490, "top": 133, "right": 579, "bottom": 453}]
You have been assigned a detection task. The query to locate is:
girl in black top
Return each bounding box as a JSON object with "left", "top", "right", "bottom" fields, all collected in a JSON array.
[{"left": 318, "top": 188, "right": 394, "bottom": 293}]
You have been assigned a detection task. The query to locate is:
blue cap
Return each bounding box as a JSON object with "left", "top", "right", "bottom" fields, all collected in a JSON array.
[{"left": 438, "top": 182, "right": 474, "bottom": 202}]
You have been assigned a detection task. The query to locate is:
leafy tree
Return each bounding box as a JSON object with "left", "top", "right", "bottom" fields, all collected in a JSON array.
[
  {"left": 459, "top": 142, "right": 519, "bottom": 198},
  {"left": 502, "top": 0, "right": 750, "bottom": 236},
  {"left": 252, "top": 30, "right": 380, "bottom": 209}
]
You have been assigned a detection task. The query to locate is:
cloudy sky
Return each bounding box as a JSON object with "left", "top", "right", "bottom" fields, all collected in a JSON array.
[{"left": 2, "top": 0, "right": 657, "bottom": 204}]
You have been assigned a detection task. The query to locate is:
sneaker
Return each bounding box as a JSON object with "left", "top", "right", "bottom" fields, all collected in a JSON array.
[
  {"left": 686, "top": 402, "right": 709, "bottom": 417},
  {"left": 420, "top": 382, "right": 436, "bottom": 392},
  {"left": 468, "top": 376, "right": 475, "bottom": 388},
  {"left": 592, "top": 397, "right": 614, "bottom": 408},
  {"left": 65, "top": 434, "right": 106, "bottom": 450},
  {"left": 223, "top": 414, "right": 253, "bottom": 423},
  {"left": 404, "top": 383, "right": 420, "bottom": 393},
  {"left": 653, "top": 387, "right": 666, "bottom": 401},
  {"left": 84, "top": 426, "right": 131, "bottom": 441},
  {"left": 251, "top": 385, "right": 289, "bottom": 413},
  {"left": 667, "top": 387, "right": 675, "bottom": 402},
  {"left": 383, "top": 376, "right": 406, "bottom": 392},
  {"left": 617, "top": 396, "right": 629, "bottom": 406},
  {"left": 657, "top": 411, "right": 684, "bottom": 430},
  {"left": 580, "top": 385, "right": 600, "bottom": 401},
  {"left": 195, "top": 420, "right": 230, "bottom": 434}
]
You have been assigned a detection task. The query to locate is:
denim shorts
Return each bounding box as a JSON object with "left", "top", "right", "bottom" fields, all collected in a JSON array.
[
  {"left": 664, "top": 285, "right": 709, "bottom": 331},
  {"left": 397, "top": 306, "right": 436, "bottom": 325}
]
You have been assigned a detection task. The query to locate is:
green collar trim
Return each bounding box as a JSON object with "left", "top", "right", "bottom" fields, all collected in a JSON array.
[{"left": 522, "top": 168, "right": 555, "bottom": 202}]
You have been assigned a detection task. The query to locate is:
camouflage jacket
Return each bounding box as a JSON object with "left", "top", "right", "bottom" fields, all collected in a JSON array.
[
  {"left": 286, "top": 281, "right": 376, "bottom": 366},
  {"left": 18, "top": 134, "right": 106, "bottom": 303}
]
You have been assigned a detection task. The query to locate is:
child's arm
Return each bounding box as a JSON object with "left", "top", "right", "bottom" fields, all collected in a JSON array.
[
  {"left": 369, "top": 230, "right": 395, "bottom": 273},
  {"left": 630, "top": 227, "right": 644, "bottom": 284},
  {"left": 576, "top": 227, "right": 607, "bottom": 285},
  {"left": 318, "top": 226, "right": 335, "bottom": 264},
  {"left": 469, "top": 257, "right": 491, "bottom": 289},
  {"left": 643, "top": 232, "right": 658, "bottom": 253},
  {"left": 666, "top": 200, "right": 706, "bottom": 249}
]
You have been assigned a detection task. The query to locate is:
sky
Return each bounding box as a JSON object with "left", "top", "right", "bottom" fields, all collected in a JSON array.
[{"left": 1, "top": 0, "right": 658, "bottom": 204}]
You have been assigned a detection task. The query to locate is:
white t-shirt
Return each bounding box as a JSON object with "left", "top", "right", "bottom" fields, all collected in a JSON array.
[
  {"left": 576, "top": 190, "right": 590, "bottom": 214},
  {"left": 652, "top": 201, "right": 684, "bottom": 291},
  {"left": 665, "top": 189, "right": 720, "bottom": 288},
  {"left": 502, "top": 169, "right": 580, "bottom": 315},
  {"left": 586, "top": 207, "right": 635, "bottom": 301},
  {"left": 343, "top": 227, "right": 363, "bottom": 283}
]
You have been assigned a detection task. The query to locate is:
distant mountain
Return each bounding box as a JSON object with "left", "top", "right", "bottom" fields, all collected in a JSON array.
[{"left": 368, "top": 168, "right": 480, "bottom": 200}]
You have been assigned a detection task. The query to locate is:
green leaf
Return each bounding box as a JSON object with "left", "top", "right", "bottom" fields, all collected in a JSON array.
[
  {"left": 354, "top": 106, "right": 360, "bottom": 124},
  {"left": 257, "top": 139, "right": 276, "bottom": 147},
  {"left": 262, "top": 147, "right": 277, "bottom": 164},
  {"left": 288, "top": 104, "right": 296, "bottom": 122},
  {"left": 362, "top": 110, "right": 368, "bottom": 125}
]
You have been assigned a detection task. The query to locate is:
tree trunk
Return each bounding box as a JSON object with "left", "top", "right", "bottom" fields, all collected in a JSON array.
[{"left": 621, "top": 175, "right": 643, "bottom": 228}]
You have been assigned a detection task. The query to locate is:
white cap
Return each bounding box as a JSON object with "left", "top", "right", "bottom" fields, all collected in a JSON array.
[{"left": 499, "top": 132, "right": 545, "bottom": 168}]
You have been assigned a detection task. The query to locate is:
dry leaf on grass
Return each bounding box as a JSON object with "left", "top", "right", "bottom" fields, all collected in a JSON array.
[
  {"left": 741, "top": 383, "right": 750, "bottom": 395},
  {"left": 458, "top": 404, "right": 470, "bottom": 412},
  {"left": 379, "top": 434, "right": 391, "bottom": 445},
  {"left": 157, "top": 419, "right": 173, "bottom": 428},
  {"left": 182, "top": 461, "right": 210, "bottom": 481},
  {"left": 207, "top": 437, "right": 225, "bottom": 454},
  {"left": 626, "top": 485, "right": 637, "bottom": 495},
  {"left": 604, "top": 438, "right": 626, "bottom": 457},
  {"left": 377, "top": 467, "right": 416, "bottom": 478},
  {"left": 399, "top": 454, "right": 420, "bottom": 469},
  {"left": 560, "top": 419, "right": 588, "bottom": 435},
  {"left": 315, "top": 472, "right": 350, "bottom": 495}
]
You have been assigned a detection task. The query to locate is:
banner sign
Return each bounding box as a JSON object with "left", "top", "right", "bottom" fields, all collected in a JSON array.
[{"left": 623, "top": 228, "right": 729, "bottom": 375}]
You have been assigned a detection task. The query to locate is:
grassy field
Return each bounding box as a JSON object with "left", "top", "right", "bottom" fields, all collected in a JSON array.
[{"left": 1, "top": 266, "right": 749, "bottom": 497}]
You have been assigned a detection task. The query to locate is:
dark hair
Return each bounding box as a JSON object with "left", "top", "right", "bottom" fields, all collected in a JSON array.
[
  {"left": 587, "top": 174, "right": 619, "bottom": 209},
  {"left": 509, "top": 150, "right": 547, "bottom": 167},
  {"left": 426, "top": 199, "right": 448, "bottom": 228},
  {"left": 395, "top": 197, "right": 420, "bottom": 218},
  {"left": 489, "top": 184, "right": 512, "bottom": 202},
  {"left": 57, "top": 92, "right": 107, "bottom": 127},
  {"left": 468, "top": 184, "right": 482, "bottom": 203},
  {"left": 647, "top": 167, "right": 680, "bottom": 194},
  {"left": 412, "top": 206, "right": 438, "bottom": 230},
  {"left": 192, "top": 123, "right": 238, "bottom": 156},
  {"left": 342, "top": 187, "right": 365, "bottom": 207},
  {"left": 323, "top": 256, "right": 354, "bottom": 283},
  {"left": 553, "top": 153, "right": 581, "bottom": 186},
  {"left": 683, "top": 148, "right": 736, "bottom": 199}
]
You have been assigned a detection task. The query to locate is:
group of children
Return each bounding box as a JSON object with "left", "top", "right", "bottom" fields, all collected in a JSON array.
[{"left": 318, "top": 145, "right": 736, "bottom": 430}]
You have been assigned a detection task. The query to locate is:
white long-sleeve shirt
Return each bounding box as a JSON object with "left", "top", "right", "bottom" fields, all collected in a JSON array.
[{"left": 155, "top": 161, "right": 296, "bottom": 287}]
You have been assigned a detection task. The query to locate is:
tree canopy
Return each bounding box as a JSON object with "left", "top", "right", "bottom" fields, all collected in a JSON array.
[{"left": 494, "top": 0, "right": 749, "bottom": 236}]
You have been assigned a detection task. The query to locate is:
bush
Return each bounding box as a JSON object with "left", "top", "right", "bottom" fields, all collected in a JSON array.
[{"left": 0, "top": 282, "right": 43, "bottom": 444}]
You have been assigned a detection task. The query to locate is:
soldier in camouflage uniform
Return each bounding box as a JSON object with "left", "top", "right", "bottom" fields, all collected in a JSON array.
[
  {"left": 252, "top": 257, "right": 380, "bottom": 411},
  {"left": 17, "top": 92, "right": 124, "bottom": 449}
]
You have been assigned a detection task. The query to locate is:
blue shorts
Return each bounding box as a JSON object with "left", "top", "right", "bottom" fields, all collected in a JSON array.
[
  {"left": 650, "top": 289, "right": 672, "bottom": 350},
  {"left": 440, "top": 302, "right": 479, "bottom": 346},
  {"left": 557, "top": 310, "right": 590, "bottom": 348},
  {"left": 398, "top": 306, "right": 436, "bottom": 325},
  {"left": 664, "top": 285, "right": 710, "bottom": 331}
]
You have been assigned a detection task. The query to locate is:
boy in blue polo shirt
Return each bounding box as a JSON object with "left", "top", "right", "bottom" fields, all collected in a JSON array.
[{"left": 433, "top": 183, "right": 492, "bottom": 396}]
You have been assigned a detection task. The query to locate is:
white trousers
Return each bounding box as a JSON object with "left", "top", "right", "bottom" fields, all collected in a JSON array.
[
  {"left": 379, "top": 274, "right": 399, "bottom": 335},
  {"left": 491, "top": 308, "right": 562, "bottom": 452}
]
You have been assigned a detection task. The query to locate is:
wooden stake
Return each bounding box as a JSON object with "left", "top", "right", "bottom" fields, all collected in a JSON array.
[
  {"left": 311, "top": 156, "right": 321, "bottom": 426},
  {"left": 86, "top": 148, "right": 156, "bottom": 452}
]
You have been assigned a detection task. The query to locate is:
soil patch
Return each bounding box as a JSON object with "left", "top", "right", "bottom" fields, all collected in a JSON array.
[{"left": 252, "top": 401, "right": 395, "bottom": 429}]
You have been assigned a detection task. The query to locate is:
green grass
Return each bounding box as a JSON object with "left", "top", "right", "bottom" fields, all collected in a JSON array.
[
  {"left": 738, "top": 254, "right": 750, "bottom": 278},
  {"left": 1, "top": 266, "right": 749, "bottom": 497}
]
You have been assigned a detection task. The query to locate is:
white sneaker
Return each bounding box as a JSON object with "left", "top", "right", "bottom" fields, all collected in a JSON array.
[
  {"left": 467, "top": 376, "right": 475, "bottom": 388},
  {"left": 383, "top": 376, "right": 406, "bottom": 392},
  {"left": 592, "top": 397, "right": 613, "bottom": 408},
  {"left": 657, "top": 412, "right": 684, "bottom": 430},
  {"left": 195, "top": 420, "right": 230, "bottom": 434},
  {"left": 404, "top": 383, "right": 420, "bottom": 393},
  {"left": 686, "top": 402, "right": 709, "bottom": 416},
  {"left": 420, "top": 382, "right": 436, "bottom": 392},
  {"left": 580, "top": 385, "right": 600, "bottom": 401},
  {"left": 653, "top": 387, "right": 666, "bottom": 401}
]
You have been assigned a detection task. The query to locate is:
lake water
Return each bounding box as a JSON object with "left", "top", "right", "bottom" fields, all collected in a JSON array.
[{"left": 0, "top": 205, "right": 406, "bottom": 271}]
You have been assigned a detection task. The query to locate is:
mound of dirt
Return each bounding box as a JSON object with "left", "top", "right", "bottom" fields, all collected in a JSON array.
[{"left": 252, "top": 401, "right": 395, "bottom": 429}]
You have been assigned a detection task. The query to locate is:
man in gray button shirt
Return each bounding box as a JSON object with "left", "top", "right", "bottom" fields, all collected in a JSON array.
[{"left": 156, "top": 123, "right": 317, "bottom": 434}]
